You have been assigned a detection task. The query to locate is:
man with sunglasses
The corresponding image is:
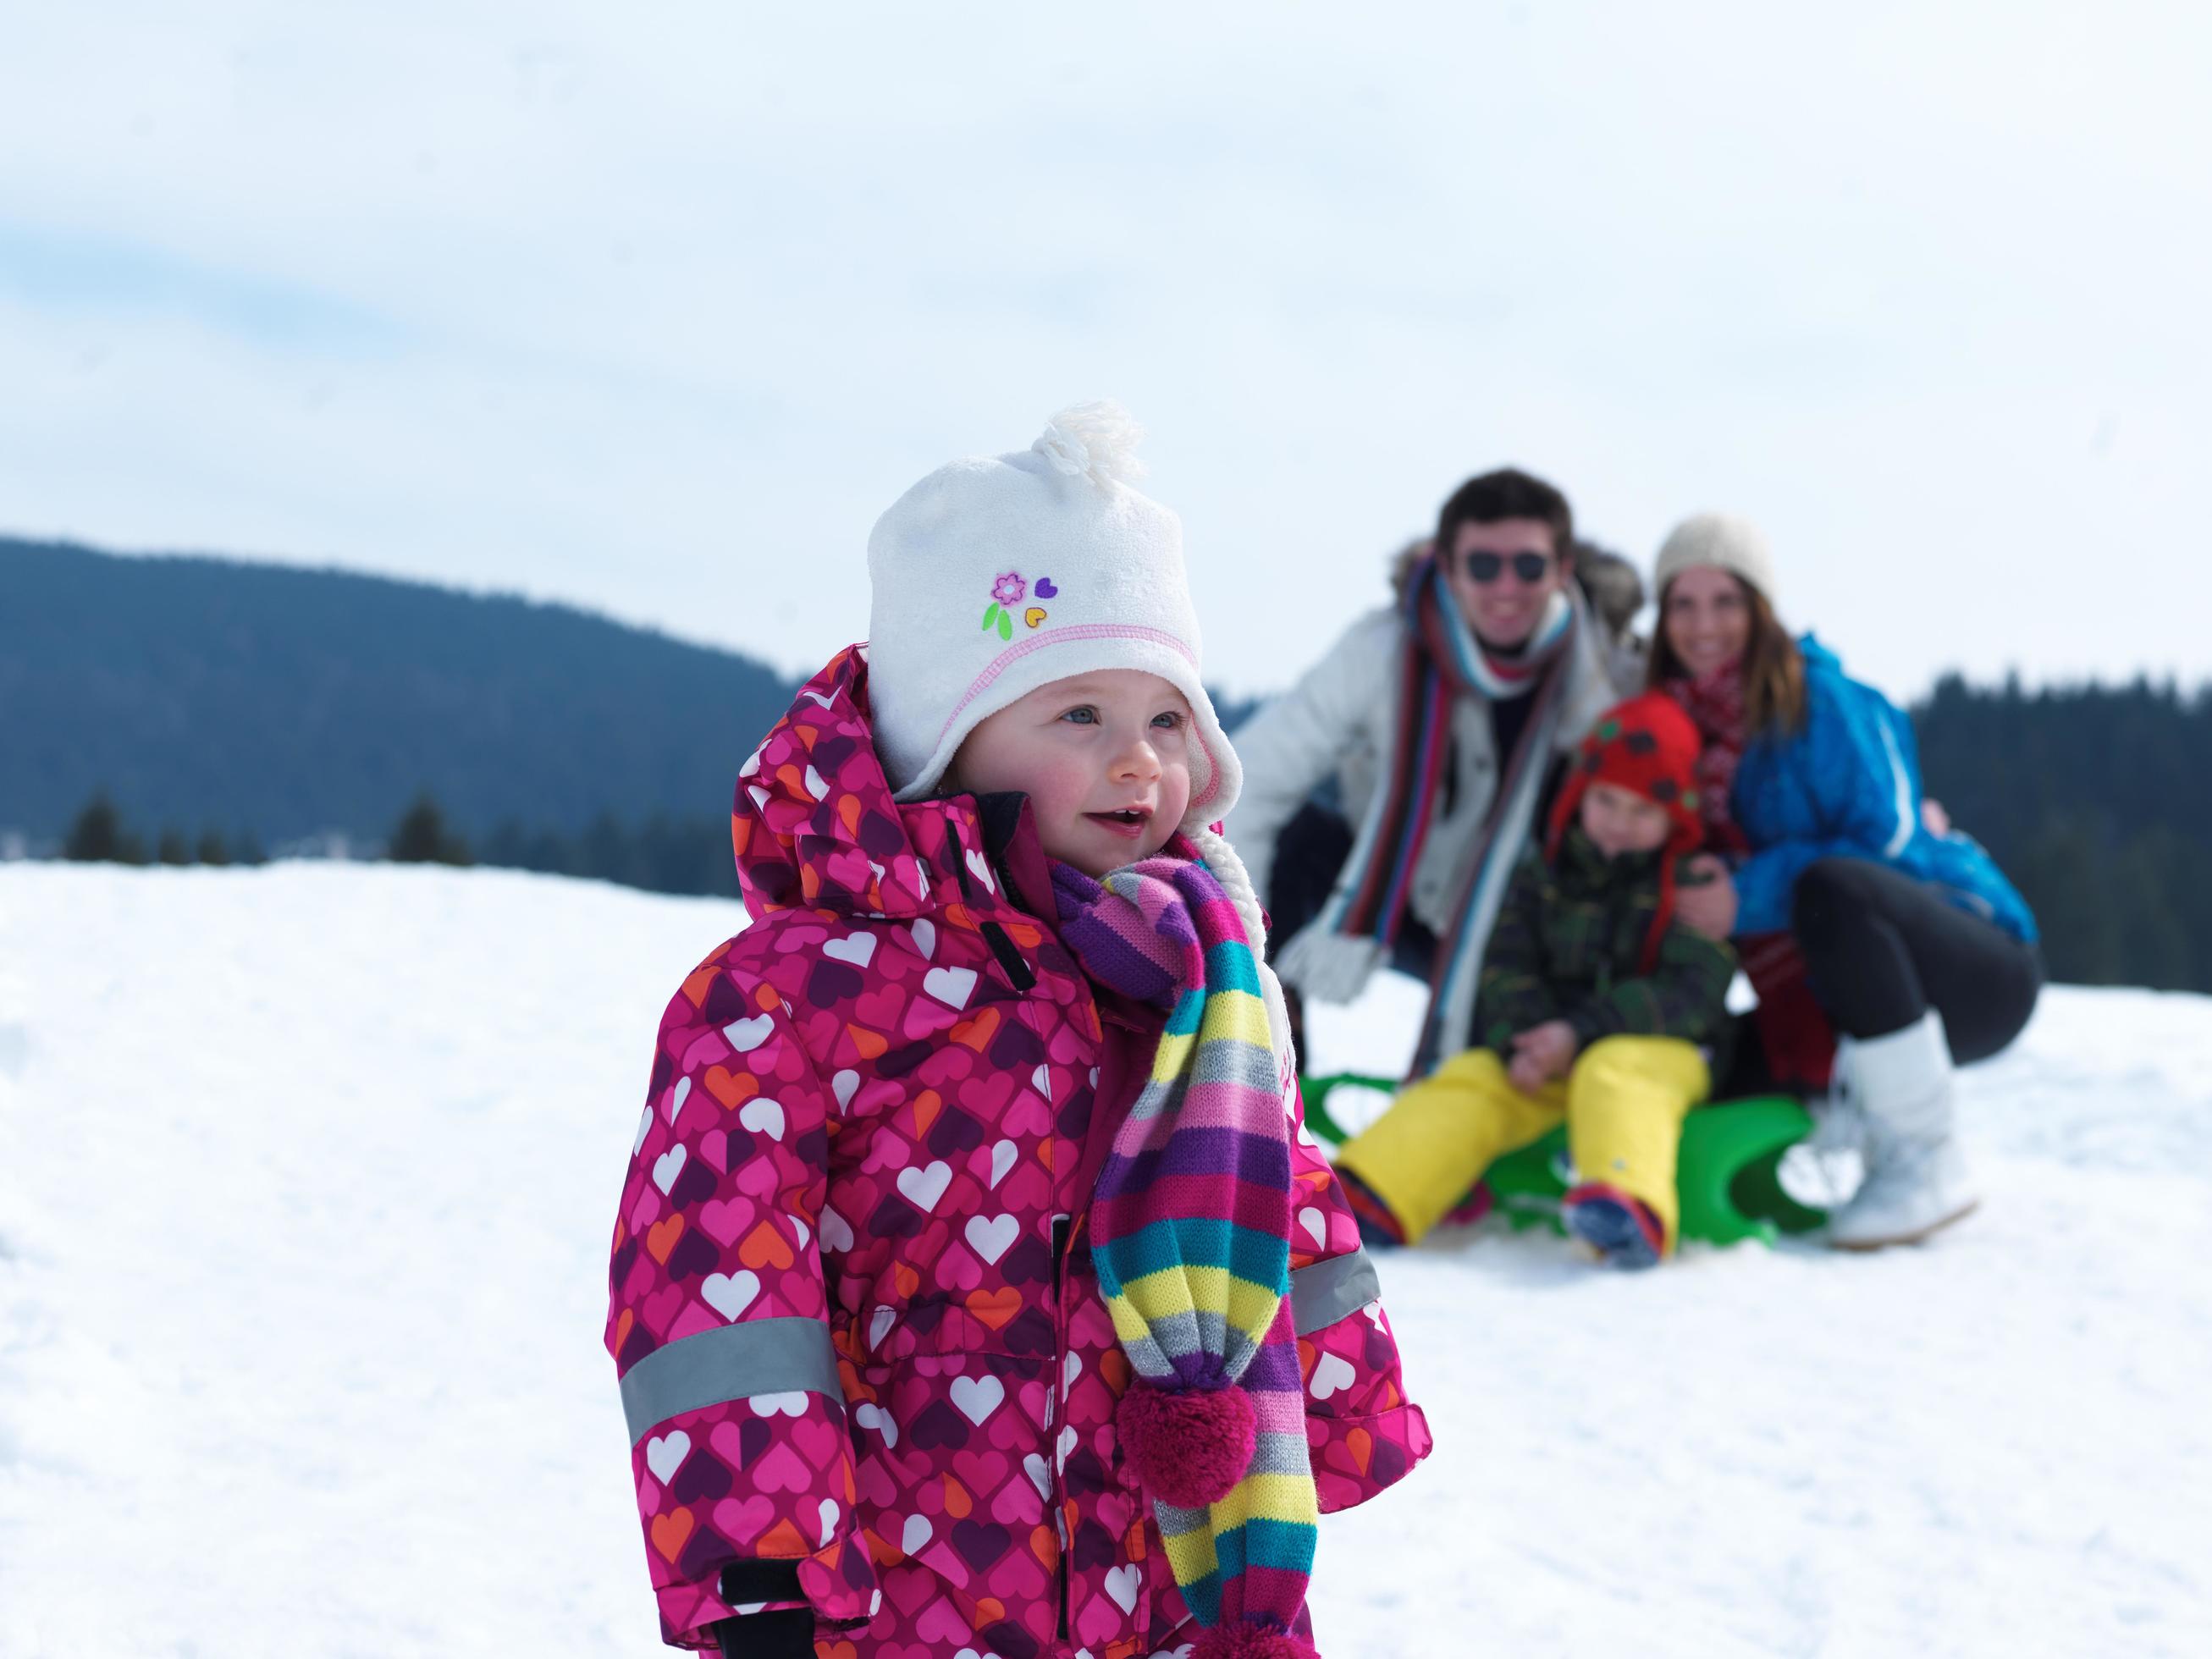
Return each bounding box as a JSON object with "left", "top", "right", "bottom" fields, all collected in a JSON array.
[{"left": 1227, "top": 468, "right": 1630, "bottom": 1075}]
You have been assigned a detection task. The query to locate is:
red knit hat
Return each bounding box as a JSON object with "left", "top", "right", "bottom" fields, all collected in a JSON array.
[{"left": 1546, "top": 692, "right": 1708, "bottom": 972}]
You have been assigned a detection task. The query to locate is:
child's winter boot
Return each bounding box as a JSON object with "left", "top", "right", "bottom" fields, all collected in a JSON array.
[
  {"left": 1562, "top": 1182, "right": 1665, "bottom": 1270},
  {"left": 1825, "top": 1011, "right": 1978, "bottom": 1250}
]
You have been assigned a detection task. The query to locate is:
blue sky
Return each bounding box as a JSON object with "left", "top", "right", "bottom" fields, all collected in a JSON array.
[{"left": 2, "top": 3, "right": 2206, "bottom": 699}]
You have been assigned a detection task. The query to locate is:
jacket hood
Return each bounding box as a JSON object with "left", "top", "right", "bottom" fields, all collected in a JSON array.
[
  {"left": 731, "top": 645, "right": 1018, "bottom": 923},
  {"left": 1797, "top": 631, "right": 1842, "bottom": 676}
]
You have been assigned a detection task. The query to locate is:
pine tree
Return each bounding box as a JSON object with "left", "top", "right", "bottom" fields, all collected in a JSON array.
[
  {"left": 389, "top": 794, "right": 472, "bottom": 866},
  {"left": 196, "top": 830, "right": 232, "bottom": 866},
  {"left": 63, "top": 791, "right": 146, "bottom": 864},
  {"left": 157, "top": 827, "right": 191, "bottom": 865}
]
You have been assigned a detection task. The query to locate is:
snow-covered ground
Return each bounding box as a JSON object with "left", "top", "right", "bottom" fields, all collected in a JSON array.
[{"left": 2, "top": 865, "right": 2207, "bottom": 1657}]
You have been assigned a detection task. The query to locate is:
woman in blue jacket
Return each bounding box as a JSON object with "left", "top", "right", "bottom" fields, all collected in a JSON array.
[{"left": 1647, "top": 514, "right": 2042, "bottom": 1250}]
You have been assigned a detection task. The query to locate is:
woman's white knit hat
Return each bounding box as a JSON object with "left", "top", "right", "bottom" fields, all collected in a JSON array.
[
  {"left": 1653, "top": 512, "right": 1780, "bottom": 608},
  {"left": 864, "top": 400, "right": 1242, "bottom": 830}
]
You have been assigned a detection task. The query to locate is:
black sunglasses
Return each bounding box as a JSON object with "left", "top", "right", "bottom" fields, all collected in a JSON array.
[{"left": 1462, "top": 550, "right": 1553, "bottom": 584}]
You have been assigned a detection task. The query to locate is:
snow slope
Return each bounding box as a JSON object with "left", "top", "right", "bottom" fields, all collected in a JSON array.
[{"left": 2, "top": 865, "right": 2206, "bottom": 1657}]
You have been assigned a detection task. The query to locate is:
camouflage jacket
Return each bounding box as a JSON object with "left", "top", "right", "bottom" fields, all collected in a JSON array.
[{"left": 1472, "top": 828, "right": 1736, "bottom": 1072}]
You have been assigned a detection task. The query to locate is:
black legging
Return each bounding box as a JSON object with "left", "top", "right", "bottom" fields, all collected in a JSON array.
[
  {"left": 1723, "top": 857, "right": 2042, "bottom": 1094},
  {"left": 1791, "top": 857, "right": 2043, "bottom": 1055}
]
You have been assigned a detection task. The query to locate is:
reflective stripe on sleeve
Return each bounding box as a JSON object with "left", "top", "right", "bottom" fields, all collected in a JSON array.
[
  {"left": 1289, "top": 1248, "right": 1382, "bottom": 1336},
  {"left": 619, "top": 1315, "right": 844, "bottom": 1445}
]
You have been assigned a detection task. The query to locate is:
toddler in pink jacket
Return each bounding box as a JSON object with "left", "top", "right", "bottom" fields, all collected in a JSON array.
[{"left": 607, "top": 405, "right": 1429, "bottom": 1659}]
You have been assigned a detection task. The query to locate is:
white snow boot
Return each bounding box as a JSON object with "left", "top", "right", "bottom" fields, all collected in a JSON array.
[{"left": 1825, "top": 1011, "right": 1978, "bottom": 1251}]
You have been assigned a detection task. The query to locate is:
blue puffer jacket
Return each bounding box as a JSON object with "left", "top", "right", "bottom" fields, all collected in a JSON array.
[{"left": 1732, "top": 636, "right": 2038, "bottom": 944}]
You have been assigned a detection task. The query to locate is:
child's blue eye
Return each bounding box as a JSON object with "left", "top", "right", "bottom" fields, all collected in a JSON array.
[
  {"left": 1151, "top": 711, "right": 1184, "bottom": 730},
  {"left": 1062, "top": 707, "right": 1098, "bottom": 725}
]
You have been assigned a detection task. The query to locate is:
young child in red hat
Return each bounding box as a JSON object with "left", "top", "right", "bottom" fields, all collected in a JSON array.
[{"left": 1332, "top": 692, "right": 1738, "bottom": 1266}]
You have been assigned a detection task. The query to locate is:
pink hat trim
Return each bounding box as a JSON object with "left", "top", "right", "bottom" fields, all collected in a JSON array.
[{"left": 933, "top": 624, "right": 1222, "bottom": 811}]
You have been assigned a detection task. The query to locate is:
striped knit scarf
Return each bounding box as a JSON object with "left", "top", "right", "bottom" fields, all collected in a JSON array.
[
  {"left": 1277, "top": 555, "right": 1578, "bottom": 1077},
  {"left": 1662, "top": 660, "right": 1837, "bottom": 1091},
  {"left": 1050, "top": 847, "right": 1320, "bottom": 1656}
]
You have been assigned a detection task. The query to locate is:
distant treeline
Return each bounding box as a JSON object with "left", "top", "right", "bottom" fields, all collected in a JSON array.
[
  {"left": 52, "top": 790, "right": 736, "bottom": 898},
  {"left": 15, "top": 533, "right": 2204, "bottom": 991},
  {"left": 44, "top": 675, "right": 2212, "bottom": 993},
  {"left": 1912, "top": 673, "right": 2211, "bottom": 993}
]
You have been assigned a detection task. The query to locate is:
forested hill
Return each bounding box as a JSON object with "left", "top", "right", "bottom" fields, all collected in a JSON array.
[
  {"left": 1913, "top": 673, "right": 2212, "bottom": 992},
  {"left": 6, "top": 536, "right": 2208, "bottom": 991},
  {"left": 0, "top": 537, "right": 796, "bottom": 842}
]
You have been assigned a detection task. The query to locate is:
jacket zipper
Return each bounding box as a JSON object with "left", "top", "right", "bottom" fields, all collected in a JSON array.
[{"left": 1051, "top": 1211, "right": 1074, "bottom": 1643}]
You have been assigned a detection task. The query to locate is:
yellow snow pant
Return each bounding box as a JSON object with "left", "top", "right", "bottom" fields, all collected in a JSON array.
[{"left": 1335, "top": 1036, "right": 1711, "bottom": 1250}]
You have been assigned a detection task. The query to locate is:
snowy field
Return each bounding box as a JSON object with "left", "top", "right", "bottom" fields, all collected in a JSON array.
[{"left": 3, "top": 863, "right": 2207, "bottom": 1658}]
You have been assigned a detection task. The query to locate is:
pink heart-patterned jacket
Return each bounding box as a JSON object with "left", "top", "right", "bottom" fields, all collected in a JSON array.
[{"left": 606, "top": 647, "right": 1431, "bottom": 1656}]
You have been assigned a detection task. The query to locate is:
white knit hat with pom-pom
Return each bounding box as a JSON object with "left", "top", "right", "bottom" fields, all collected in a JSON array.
[{"left": 865, "top": 400, "right": 1242, "bottom": 829}]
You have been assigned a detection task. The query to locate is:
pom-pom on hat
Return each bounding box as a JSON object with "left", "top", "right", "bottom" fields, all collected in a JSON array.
[
  {"left": 864, "top": 401, "right": 1242, "bottom": 829},
  {"left": 1653, "top": 511, "right": 1779, "bottom": 609},
  {"left": 1546, "top": 692, "right": 1709, "bottom": 973}
]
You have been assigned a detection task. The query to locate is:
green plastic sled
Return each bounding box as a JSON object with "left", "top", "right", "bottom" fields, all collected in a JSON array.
[{"left": 1300, "top": 1072, "right": 1827, "bottom": 1247}]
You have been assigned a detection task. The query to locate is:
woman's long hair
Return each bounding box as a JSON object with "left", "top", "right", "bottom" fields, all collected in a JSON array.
[{"left": 1647, "top": 573, "right": 1807, "bottom": 739}]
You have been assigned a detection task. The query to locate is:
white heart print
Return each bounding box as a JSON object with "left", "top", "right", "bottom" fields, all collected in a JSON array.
[
  {"left": 724, "top": 1013, "right": 774, "bottom": 1052},
  {"left": 651, "top": 1144, "right": 687, "bottom": 1193},
  {"left": 819, "top": 1206, "right": 855, "bottom": 1252},
  {"left": 988, "top": 1140, "right": 1018, "bottom": 1188},
  {"left": 1307, "top": 1351, "right": 1357, "bottom": 1401},
  {"left": 702, "top": 1270, "right": 759, "bottom": 1321},
  {"left": 853, "top": 1402, "right": 898, "bottom": 1447},
  {"left": 896, "top": 1160, "right": 952, "bottom": 1211},
  {"left": 964, "top": 1214, "right": 1019, "bottom": 1265},
  {"left": 909, "top": 918, "right": 935, "bottom": 959},
  {"left": 738, "top": 1096, "right": 786, "bottom": 1140},
  {"left": 923, "top": 966, "right": 977, "bottom": 1009},
  {"left": 1105, "top": 1563, "right": 1140, "bottom": 1612},
  {"left": 664, "top": 1075, "right": 692, "bottom": 1124},
  {"left": 821, "top": 933, "right": 875, "bottom": 967},
  {"left": 644, "top": 1430, "right": 691, "bottom": 1484},
  {"left": 831, "top": 1070, "right": 860, "bottom": 1111},
  {"left": 901, "top": 1513, "right": 933, "bottom": 1556},
  {"left": 950, "top": 1375, "right": 1005, "bottom": 1425}
]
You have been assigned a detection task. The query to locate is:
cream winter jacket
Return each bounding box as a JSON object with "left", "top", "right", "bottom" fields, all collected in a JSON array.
[{"left": 1226, "top": 592, "right": 1624, "bottom": 940}]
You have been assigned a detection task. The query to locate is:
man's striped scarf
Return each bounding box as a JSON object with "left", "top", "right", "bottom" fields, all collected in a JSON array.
[
  {"left": 1050, "top": 846, "right": 1319, "bottom": 1648},
  {"left": 1277, "top": 554, "right": 1578, "bottom": 1076}
]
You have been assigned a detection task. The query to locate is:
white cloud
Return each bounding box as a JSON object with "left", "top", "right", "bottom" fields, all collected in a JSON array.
[{"left": 1, "top": 1, "right": 2206, "bottom": 699}]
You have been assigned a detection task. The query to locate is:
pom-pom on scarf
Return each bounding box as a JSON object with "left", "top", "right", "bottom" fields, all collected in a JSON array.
[{"left": 1050, "top": 845, "right": 1321, "bottom": 1657}]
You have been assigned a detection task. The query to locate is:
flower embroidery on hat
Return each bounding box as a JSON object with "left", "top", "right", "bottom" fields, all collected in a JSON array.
[{"left": 983, "top": 570, "right": 1056, "bottom": 637}]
